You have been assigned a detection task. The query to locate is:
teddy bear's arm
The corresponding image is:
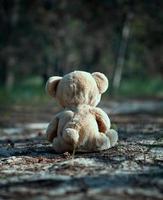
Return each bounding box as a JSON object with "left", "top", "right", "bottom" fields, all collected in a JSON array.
[
  {"left": 46, "top": 115, "right": 59, "bottom": 142},
  {"left": 91, "top": 107, "right": 111, "bottom": 133}
]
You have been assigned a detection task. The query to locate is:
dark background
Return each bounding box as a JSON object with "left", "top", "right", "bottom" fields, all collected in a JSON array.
[{"left": 0, "top": 0, "right": 163, "bottom": 104}]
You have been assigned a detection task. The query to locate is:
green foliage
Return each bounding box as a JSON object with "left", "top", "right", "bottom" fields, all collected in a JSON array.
[
  {"left": 119, "top": 77, "right": 163, "bottom": 97},
  {"left": 0, "top": 76, "right": 48, "bottom": 105}
]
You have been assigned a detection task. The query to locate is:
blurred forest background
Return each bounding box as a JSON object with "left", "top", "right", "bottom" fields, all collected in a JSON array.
[{"left": 0, "top": 0, "right": 163, "bottom": 104}]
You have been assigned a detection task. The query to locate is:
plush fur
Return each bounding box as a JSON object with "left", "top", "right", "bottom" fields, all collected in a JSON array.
[{"left": 46, "top": 71, "right": 118, "bottom": 153}]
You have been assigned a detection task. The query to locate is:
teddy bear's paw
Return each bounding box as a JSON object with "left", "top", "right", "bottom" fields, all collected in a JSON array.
[
  {"left": 53, "top": 138, "right": 63, "bottom": 153},
  {"left": 53, "top": 137, "right": 72, "bottom": 153},
  {"left": 63, "top": 128, "right": 79, "bottom": 145},
  {"left": 92, "top": 133, "right": 111, "bottom": 151},
  {"left": 106, "top": 129, "right": 118, "bottom": 147}
]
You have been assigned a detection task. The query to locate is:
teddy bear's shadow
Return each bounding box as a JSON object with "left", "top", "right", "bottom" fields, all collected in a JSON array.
[
  {"left": 0, "top": 135, "right": 117, "bottom": 159},
  {"left": 0, "top": 136, "right": 53, "bottom": 158}
]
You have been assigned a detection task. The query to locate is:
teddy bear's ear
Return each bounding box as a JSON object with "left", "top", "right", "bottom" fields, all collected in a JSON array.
[
  {"left": 46, "top": 76, "right": 62, "bottom": 97},
  {"left": 92, "top": 72, "right": 109, "bottom": 93}
]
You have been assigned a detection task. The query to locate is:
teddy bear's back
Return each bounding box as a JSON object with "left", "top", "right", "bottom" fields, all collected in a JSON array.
[{"left": 57, "top": 105, "right": 99, "bottom": 148}]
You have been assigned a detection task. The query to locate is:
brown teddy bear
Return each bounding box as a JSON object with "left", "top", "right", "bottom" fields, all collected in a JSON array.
[{"left": 46, "top": 71, "right": 118, "bottom": 153}]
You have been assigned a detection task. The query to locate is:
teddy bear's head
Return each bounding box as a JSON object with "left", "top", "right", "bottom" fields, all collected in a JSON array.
[{"left": 46, "top": 71, "right": 108, "bottom": 107}]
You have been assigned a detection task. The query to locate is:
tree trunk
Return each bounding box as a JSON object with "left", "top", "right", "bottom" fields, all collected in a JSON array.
[{"left": 112, "top": 13, "right": 133, "bottom": 93}]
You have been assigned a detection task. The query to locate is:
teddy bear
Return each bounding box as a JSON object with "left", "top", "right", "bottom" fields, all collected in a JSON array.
[{"left": 46, "top": 71, "right": 118, "bottom": 153}]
